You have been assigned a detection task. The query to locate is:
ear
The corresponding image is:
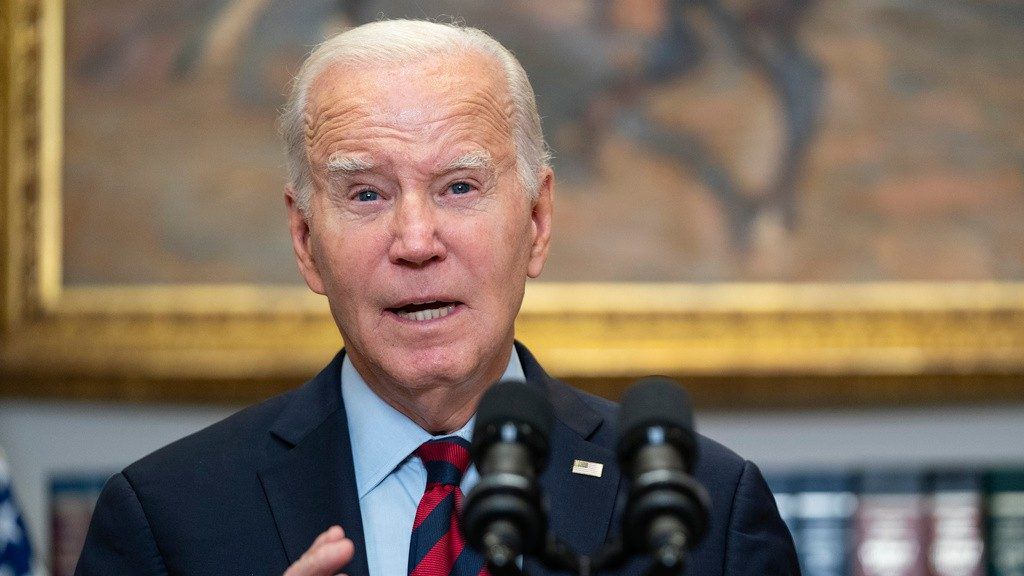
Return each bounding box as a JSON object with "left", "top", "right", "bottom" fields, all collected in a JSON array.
[
  {"left": 285, "top": 186, "right": 327, "bottom": 295},
  {"left": 526, "top": 168, "right": 554, "bottom": 279}
]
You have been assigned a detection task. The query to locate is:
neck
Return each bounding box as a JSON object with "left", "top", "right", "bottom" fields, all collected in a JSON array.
[
  {"left": 379, "top": 385, "right": 484, "bottom": 434},
  {"left": 349, "top": 347, "right": 513, "bottom": 434}
]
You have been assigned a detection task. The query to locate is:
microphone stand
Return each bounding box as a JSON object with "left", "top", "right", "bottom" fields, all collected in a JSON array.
[
  {"left": 483, "top": 534, "right": 582, "bottom": 576},
  {"left": 581, "top": 532, "right": 692, "bottom": 573},
  {"left": 485, "top": 536, "right": 691, "bottom": 576}
]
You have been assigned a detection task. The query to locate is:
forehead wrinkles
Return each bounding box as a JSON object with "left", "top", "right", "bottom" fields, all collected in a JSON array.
[
  {"left": 437, "top": 89, "right": 514, "bottom": 145},
  {"left": 304, "top": 100, "right": 366, "bottom": 161},
  {"left": 304, "top": 57, "right": 516, "bottom": 165}
]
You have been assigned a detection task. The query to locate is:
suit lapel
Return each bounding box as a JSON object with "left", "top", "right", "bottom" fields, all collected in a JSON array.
[
  {"left": 257, "top": 352, "right": 370, "bottom": 576},
  {"left": 518, "top": 343, "right": 622, "bottom": 560},
  {"left": 540, "top": 421, "right": 621, "bottom": 554}
]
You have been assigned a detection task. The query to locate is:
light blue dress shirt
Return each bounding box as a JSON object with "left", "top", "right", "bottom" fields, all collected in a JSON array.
[{"left": 341, "top": 350, "right": 526, "bottom": 575}]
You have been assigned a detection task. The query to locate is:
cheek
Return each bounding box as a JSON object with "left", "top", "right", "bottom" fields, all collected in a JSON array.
[
  {"left": 310, "top": 224, "right": 364, "bottom": 293},
  {"left": 498, "top": 205, "right": 537, "bottom": 262},
  {"left": 460, "top": 211, "right": 534, "bottom": 284}
]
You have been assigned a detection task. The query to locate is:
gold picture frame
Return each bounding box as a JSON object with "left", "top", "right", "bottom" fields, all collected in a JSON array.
[{"left": 3, "top": 0, "right": 1023, "bottom": 407}]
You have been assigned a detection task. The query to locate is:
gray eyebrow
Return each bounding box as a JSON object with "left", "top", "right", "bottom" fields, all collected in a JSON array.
[
  {"left": 326, "top": 154, "right": 375, "bottom": 174},
  {"left": 442, "top": 150, "right": 493, "bottom": 173},
  {"left": 326, "top": 150, "right": 493, "bottom": 175}
]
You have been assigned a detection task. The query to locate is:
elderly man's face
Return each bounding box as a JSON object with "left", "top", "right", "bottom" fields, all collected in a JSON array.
[{"left": 288, "top": 51, "right": 552, "bottom": 398}]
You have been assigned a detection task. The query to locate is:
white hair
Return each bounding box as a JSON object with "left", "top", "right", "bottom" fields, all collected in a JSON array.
[{"left": 281, "top": 19, "right": 552, "bottom": 216}]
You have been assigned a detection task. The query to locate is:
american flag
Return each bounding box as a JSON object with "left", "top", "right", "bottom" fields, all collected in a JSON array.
[{"left": 0, "top": 451, "right": 33, "bottom": 576}]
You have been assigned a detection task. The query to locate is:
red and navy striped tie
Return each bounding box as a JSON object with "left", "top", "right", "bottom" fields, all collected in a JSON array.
[{"left": 408, "top": 437, "right": 488, "bottom": 576}]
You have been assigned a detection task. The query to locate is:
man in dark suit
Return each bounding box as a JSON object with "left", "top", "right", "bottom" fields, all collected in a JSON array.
[{"left": 76, "top": 19, "right": 798, "bottom": 576}]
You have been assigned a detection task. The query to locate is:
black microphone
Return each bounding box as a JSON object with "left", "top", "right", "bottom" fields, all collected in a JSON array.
[
  {"left": 462, "top": 380, "right": 554, "bottom": 570},
  {"left": 616, "top": 377, "right": 711, "bottom": 572}
]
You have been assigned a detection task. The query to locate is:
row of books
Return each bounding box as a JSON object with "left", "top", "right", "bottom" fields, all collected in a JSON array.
[
  {"left": 765, "top": 468, "right": 1024, "bottom": 576},
  {"left": 48, "top": 467, "right": 1024, "bottom": 576}
]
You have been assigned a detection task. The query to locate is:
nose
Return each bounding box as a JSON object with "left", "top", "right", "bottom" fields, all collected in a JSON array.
[{"left": 388, "top": 194, "right": 447, "bottom": 266}]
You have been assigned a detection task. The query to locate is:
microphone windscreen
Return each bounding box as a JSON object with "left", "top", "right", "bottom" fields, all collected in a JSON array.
[
  {"left": 617, "top": 377, "right": 696, "bottom": 459},
  {"left": 472, "top": 380, "right": 554, "bottom": 458}
]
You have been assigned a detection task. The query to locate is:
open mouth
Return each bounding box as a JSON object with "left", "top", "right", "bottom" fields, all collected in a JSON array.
[{"left": 388, "top": 301, "right": 460, "bottom": 322}]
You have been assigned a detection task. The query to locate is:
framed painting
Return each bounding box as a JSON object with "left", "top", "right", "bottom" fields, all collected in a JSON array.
[{"left": 3, "top": 0, "right": 1023, "bottom": 407}]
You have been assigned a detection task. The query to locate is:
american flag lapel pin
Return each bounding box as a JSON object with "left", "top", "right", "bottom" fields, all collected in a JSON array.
[{"left": 572, "top": 459, "right": 604, "bottom": 478}]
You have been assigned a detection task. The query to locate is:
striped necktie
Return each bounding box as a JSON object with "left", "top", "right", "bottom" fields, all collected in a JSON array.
[{"left": 408, "top": 437, "right": 488, "bottom": 576}]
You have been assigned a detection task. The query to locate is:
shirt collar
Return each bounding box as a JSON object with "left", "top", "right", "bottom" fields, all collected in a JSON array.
[{"left": 341, "top": 348, "right": 526, "bottom": 499}]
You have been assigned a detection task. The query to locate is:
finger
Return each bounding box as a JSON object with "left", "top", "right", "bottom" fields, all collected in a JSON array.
[
  {"left": 310, "top": 525, "right": 345, "bottom": 548},
  {"left": 283, "top": 538, "right": 354, "bottom": 576},
  {"left": 284, "top": 526, "right": 346, "bottom": 576},
  {"left": 282, "top": 526, "right": 350, "bottom": 576}
]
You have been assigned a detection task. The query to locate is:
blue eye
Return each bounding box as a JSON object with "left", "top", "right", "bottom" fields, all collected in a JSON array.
[
  {"left": 356, "top": 190, "right": 379, "bottom": 202},
  {"left": 450, "top": 182, "right": 472, "bottom": 195}
]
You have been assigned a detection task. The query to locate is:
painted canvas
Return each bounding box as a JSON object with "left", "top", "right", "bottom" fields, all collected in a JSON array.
[{"left": 62, "top": 0, "right": 1024, "bottom": 285}]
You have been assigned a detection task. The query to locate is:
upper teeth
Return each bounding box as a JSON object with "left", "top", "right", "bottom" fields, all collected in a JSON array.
[{"left": 398, "top": 305, "right": 455, "bottom": 322}]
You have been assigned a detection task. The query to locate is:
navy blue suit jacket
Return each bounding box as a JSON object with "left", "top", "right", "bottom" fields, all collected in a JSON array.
[{"left": 76, "top": 344, "right": 799, "bottom": 575}]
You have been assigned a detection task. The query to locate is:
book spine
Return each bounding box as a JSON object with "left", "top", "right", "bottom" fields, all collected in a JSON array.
[
  {"left": 794, "top": 472, "right": 858, "bottom": 576},
  {"left": 986, "top": 469, "right": 1024, "bottom": 576},
  {"left": 765, "top": 471, "right": 800, "bottom": 545},
  {"left": 853, "top": 470, "right": 928, "bottom": 576},
  {"left": 926, "top": 470, "right": 984, "bottom": 576},
  {"left": 50, "top": 474, "right": 111, "bottom": 576}
]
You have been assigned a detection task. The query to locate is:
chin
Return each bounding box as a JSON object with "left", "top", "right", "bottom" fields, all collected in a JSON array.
[{"left": 371, "top": 346, "right": 469, "bottom": 388}]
